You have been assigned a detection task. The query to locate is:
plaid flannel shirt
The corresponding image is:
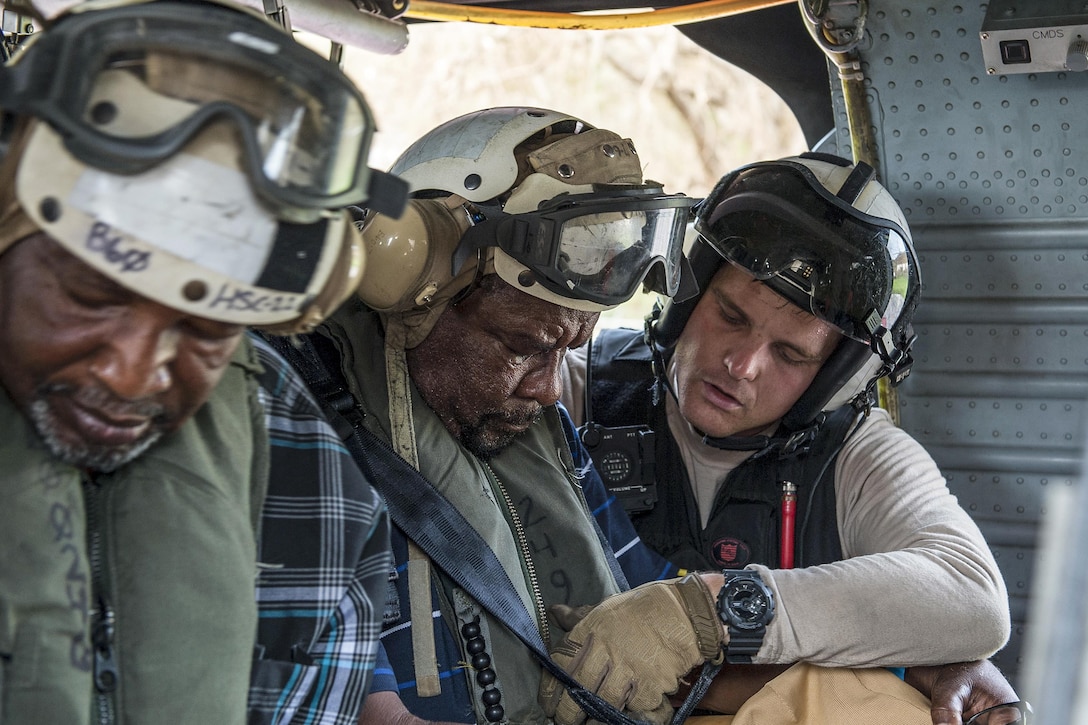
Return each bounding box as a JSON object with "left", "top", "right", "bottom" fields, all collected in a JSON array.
[{"left": 247, "top": 334, "right": 392, "bottom": 725}]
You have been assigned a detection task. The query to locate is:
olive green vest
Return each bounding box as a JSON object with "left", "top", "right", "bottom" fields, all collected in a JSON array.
[
  {"left": 326, "top": 304, "right": 622, "bottom": 724},
  {"left": 0, "top": 339, "right": 268, "bottom": 725}
]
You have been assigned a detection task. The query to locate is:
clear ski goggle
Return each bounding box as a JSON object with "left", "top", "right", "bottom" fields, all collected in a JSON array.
[
  {"left": 0, "top": 0, "right": 406, "bottom": 221},
  {"left": 694, "top": 162, "right": 917, "bottom": 343},
  {"left": 453, "top": 188, "right": 694, "bottom": 306}
]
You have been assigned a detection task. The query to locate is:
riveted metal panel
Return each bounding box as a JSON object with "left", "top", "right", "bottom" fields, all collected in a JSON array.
[{"left": 825, "top": 0, "right": 1088, "bottom": 685}]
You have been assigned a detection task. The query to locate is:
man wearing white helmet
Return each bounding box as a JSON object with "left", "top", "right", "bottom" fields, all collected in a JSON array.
[
  {"left": 549, "top": 154, "right": 1017, "bottom": 723},
  {"left": 0, "top": 1, "right": 403, "bottom": 722},
  {"left": 262, "top": 106, "right": 694, "bottom": 724}
]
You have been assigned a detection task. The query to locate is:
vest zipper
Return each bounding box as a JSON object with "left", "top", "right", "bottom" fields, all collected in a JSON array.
[
  {"left": 84, "top": 477, "right": 118, "bottom": 725},
  {"left": 482, "top": 462, "right": 551, "bottom": 647}
]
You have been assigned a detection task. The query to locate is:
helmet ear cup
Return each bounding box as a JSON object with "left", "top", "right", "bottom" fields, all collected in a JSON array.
[
  {"left": 782, "top": 337, "right": 875, "bottom": 430},
  {"left": 356, "top": 197, "right": 472, "bottom": 312}
]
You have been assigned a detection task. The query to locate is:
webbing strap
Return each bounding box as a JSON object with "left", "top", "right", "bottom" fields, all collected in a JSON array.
[
  {"left": 349, "top": 422, "right": 663, "bottom": 725},
  {"left": 265, "top": 332, "right": 702, "bottom": 725},
  {"left": 407, "top": 540, "right": 441, "bottom": 697}
]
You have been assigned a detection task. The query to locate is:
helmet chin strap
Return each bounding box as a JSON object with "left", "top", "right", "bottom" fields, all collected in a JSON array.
[
  {"left": 700, "top": 381, "right": 879, "bottom": 459},
  {"left": 699, "top": 416, "right": 825, "bottom": 460}
]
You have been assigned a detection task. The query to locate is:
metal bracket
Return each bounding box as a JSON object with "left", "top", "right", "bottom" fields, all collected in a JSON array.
[{"left": 1, "top": 8, "right": 36, "bottom": 60}]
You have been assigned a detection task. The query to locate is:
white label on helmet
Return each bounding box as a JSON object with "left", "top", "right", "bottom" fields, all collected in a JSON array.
[{"left": 68, "top": 153, "right": 278, "bottom": 285}]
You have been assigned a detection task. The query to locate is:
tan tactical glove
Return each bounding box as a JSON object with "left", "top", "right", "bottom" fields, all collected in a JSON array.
[{"left": 539, "top": 574, "right": 725, "bottom": 725}]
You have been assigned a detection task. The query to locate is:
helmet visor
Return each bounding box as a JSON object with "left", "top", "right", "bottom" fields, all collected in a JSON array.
[
  {"left": 456, "top": 189, "right": 693, "bottom": 306},
  {"left": 0, "top": 1, "right": 391, "bottom": 217},
  {"left": 694, "top": 163, "right": 916, "bottom": 343}
]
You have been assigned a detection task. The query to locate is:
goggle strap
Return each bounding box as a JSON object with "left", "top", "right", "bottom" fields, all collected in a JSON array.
[
  {"left": 451, "top": 217, "right": 504, "bottom": 278},
  {"left": 835, "top": 160, "right": 876, "bottom": 204},
  {"left": 449, "top": 250, "right": 489, "bottom": 307},
  {"left": 366, "top": 170, "right": 410, "bottom": 219}
]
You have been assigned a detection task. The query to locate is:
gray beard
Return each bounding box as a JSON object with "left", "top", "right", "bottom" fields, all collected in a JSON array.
[
  {"left": 29, "top": 398, "right": 163, "bottom": 473},
  {"left": 459, "top": 407, "right": 543, "bottom": 461}
]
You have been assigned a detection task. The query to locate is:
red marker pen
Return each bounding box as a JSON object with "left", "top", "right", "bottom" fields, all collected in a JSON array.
[{"left": 780, "top": 480, "right": 797, "bottom": 569}]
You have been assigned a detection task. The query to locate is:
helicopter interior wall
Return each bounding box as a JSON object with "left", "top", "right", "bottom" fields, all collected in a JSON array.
[{"left": 823, "top": 0, "right": 1088, "bottom": 690}]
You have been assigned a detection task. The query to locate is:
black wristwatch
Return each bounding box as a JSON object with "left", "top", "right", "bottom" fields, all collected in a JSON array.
[{"left": 716, "top": 570, "right": 775, "bottom": 664}]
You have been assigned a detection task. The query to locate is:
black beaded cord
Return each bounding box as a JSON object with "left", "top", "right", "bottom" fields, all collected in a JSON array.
[{"left": 460, "top": 617, "right": 505, "bottom": 723}]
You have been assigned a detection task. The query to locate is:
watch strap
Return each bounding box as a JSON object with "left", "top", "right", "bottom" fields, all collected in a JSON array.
[{"left": 724, "top": 624, "right": 765, "bottom": 664}]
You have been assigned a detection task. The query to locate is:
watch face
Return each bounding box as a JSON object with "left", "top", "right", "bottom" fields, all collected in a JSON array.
[{"left": 721, "top": 577, "right": 774, "bottom": 630}]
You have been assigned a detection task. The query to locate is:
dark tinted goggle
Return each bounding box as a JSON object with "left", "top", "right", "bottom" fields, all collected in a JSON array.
[
  {"left": 455, "top": 188, "right": 694, "bottom": 306},
  {"left": 694, "top": 162, "right": 917, "bottom": 343},
  {"left": 0, "top": 1, "right": 406, "bottom": 220}
]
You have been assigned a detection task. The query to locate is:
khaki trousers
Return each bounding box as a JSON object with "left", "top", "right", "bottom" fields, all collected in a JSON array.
[{"left": 688, "top": 663, "right": 932, "bottom": 725}]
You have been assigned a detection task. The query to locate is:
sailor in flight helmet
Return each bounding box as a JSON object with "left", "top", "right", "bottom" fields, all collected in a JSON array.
[
  {"left": 546, "top": 155, "right": 1008, "bottom": 725},
  {"left": 652, "top": 151, "right": 920, "bottom": 452}
]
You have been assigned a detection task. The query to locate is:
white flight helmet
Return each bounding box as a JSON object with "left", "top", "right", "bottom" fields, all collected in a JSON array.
[
  {"left": 355, "top": 106, "right": 694, "bottom": 345},
  {"left": 654, "top": 152, "right": 920, "bottom": 430}
]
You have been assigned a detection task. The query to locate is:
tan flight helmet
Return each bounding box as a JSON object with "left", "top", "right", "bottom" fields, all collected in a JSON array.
[
  {"left": 355, "top": 106, "right": 694, "bottom": 348},
  {"left": 0, "top": 0, "right": 407, "bottom": 334}
]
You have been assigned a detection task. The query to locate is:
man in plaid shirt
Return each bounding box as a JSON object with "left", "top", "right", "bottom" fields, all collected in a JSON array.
[{"left": 248, "top": 333, "right": 391, "bottom": 725}]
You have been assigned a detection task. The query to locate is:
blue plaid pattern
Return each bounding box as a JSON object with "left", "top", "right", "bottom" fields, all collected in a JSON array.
[{"left": 247, "top": 334, "right": 392, "bottom": 725}]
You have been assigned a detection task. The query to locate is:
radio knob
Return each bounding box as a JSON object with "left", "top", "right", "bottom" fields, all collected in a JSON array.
[{"left": 1066, "top": 39, "right": 1088, "bottom": 71}]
